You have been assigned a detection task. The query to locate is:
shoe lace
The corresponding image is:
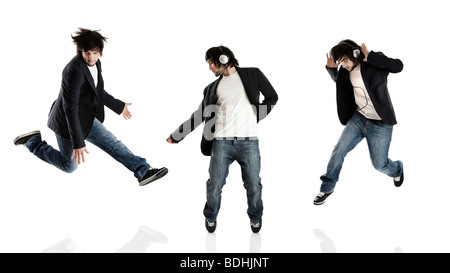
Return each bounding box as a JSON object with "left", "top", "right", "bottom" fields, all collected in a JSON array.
[{"left": 317, "top": 192, "right": 325, "bottom": 197}]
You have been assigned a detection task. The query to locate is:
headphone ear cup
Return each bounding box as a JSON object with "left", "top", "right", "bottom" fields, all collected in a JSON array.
[
  {"left": 219, "top": 54, "right": 229, "bottom": 65},
  {"left": 353, "top": 49, "right": 361, "bottom": 58}
]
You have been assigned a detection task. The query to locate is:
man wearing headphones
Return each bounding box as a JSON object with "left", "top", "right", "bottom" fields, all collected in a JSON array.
[
  {"left": 166, "top": 46, "right": 278, "bottom": 233},
  {"left": 314, "top": 39, "right": 404, "bottom": 205}
]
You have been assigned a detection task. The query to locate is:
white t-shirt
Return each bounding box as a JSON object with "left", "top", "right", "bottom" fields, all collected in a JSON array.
[
  {"left": 214, "top": 71, "right": 258, "bottom": 138},
  {"left": 87, "top": 64, "right": 98, "bottom": 87},
  {"left": 349, "top": 65, "right": 381, "bottom": 120}
]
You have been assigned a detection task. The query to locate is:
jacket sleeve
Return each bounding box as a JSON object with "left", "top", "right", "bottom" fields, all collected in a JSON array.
[
  {"left": 103, "top": 90, "right": 126, "bottom": 115},
  {"left": 61, "top": 64, "right": 86, "bottom": 149},
  {"left": 97, "top": 60, "right": 125, "bottom": 115},
  {"left": 326, "top": 66, "right": 338, "bottom": 82},
  {"left": 170, "top": 100, "right": 205, "bottom": 143},
  {"left": 366, "top": 51, "right": 403, "bottom": 73},
  {"left": 257, "top": 68, "right": 278, "bottom": 122}
]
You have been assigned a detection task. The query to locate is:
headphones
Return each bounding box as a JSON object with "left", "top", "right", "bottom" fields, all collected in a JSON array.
[
  {"left": 218, "top": 46, "right": 229, "bottom": 65},
  {"left": 340, "top": 41, "right": 361, "bottom": 59}
]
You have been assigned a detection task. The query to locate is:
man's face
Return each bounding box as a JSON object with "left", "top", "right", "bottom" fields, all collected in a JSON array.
[
  {"left": 82, "top": 49, "right": 100, "bottom": 67},
  {"left": 208, "top": 60, "right": 226, "bottom": 77},
  {"left": 338, "top": 56, "right": 356, "bottom": 71}
]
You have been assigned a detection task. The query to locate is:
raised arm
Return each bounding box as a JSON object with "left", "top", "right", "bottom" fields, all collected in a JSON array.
[
  {"left": 325, "top": 52, "right": 339, "bottom": 82},
  {"left": 362, "top": 43, "right": 403, "bottom": 73}
]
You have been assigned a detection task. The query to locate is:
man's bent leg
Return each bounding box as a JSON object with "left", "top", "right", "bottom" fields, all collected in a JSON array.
[
  {"left": 319, "top": 113, "right": 365, "bottom": 193},
  {"left": 86, "top": 119, "right": 150, "bottom": 180},
  {"left": 26, "top": 133, "right": 77, "bottom": 173},
  {"left": 366, "top": 120, "right": 403, "bottom": 178}
]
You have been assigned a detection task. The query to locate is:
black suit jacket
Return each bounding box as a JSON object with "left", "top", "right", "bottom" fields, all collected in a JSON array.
[
  {"left": 326, "top": 51, "right": 403, "bottom": 125},
  {"left": 47, "top": 56, "right": 125, "bottom": 149},
  {"left": 170, "top": 67, "right": 279, "bottom": 156}
]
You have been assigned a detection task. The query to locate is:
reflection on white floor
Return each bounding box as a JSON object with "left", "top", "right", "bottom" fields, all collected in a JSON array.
[
  {"left": 313, "top": 229, "right": 337, "bottom": 253},
  {"left": 313, "top": 229, "right": 403, "bottom": 253},
  {"left": 41, "top": 226, "right": 167, "bottom": 253},
  {"left": 206, "top": 233, "right": 261, "bottom": 253},
  {"left": 41, "top": 238, "right": 82, "bottom": 253}
]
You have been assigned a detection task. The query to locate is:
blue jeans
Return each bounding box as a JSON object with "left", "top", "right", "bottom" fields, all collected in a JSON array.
[
  {"left": 203, "top": 138, "right": 263, "bottom": 224},
  {"left": 320, "top": 112, "right": 403, "bottom": 193},
  {"left": 26, "top": 118, "right": 150, "bottom": 181}
]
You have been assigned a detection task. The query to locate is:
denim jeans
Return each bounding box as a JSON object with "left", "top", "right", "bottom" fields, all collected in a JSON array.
[
  {"left": 26, "top": 118, "right": 150, "bottom": 181},
  {"left": 203, "top": 138, "right": 263, "bottom": 224},
  {"left": 320, "top": 112, "right": 403, "bottom": 193}
]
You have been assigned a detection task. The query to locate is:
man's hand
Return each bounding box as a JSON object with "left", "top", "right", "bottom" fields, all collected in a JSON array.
[
  {"left": 122, "top": 103, "right": 133, "bottom": 120},
  {"left": 361, "top": 43, "right": 370, "bottom": 62},
  {"left": 166, "top": 135, "right": 176, "bottom": 144},
  {"left": 326, "top": 52, "right": 339, "bottom": 68},
  {"left": 71, "top": 146, "right": 90, "bottom": 164}
]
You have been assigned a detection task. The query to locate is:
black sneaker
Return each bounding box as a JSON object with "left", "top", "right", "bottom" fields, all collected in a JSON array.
[
  {"left": 313, "top": 191, "right": 333, "bottom": 205},
  {"left": 139, "top": 167, "right": 168, "bottom": 186},
  {"left": 205, "top": 219, "right": 217, "bottom": 233},
  {"left": 251, "top": 219, "right": 262, "bottom": 233},
  {"left": 394, "top": 171, "right": 404, "bottom": 187},
  {"left": 14, "top": 130, "right": 41, "bottom": 146}
]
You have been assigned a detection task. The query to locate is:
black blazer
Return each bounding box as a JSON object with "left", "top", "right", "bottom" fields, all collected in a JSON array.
[
  {"left": 170, "top": 67, "right": 279, "bottom": 156},
  {"left": 47, "top": 56, "right": 125, "bottom": 149},
  {"left": 326, "top": 51, "right": 403, "bottom": 125}
]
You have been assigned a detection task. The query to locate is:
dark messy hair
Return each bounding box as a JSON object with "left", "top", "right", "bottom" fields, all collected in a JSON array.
[
  {"left": 330, "top": 39, "right": 364, "bottom": 64},
  {"left": 72, "top": 28, "right": 108, "bottom": 57},
  {"left": 205, "top": 45, "right": 239, "bottom": 68}
]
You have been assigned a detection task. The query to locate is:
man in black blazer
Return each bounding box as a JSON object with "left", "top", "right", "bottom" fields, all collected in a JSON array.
[
  {"left": 313, "top": 39, "right": 404, "bottom": 205},
  {"left": 166, "top": 46, "right": 278, "bottom": 233},
  {"left": 14, "top": 28, "right": 168, "bottom": 186}
]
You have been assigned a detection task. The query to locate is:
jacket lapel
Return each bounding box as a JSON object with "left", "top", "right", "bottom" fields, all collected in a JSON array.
[
  {"left": 235, "top": 67, "right": 258, "bottom": 106},
  {"left": 96, "top": 61, "right": 103, "bottom": 93},
  {"left": 235, "top": 67, "right": 249, "bottom": 92},
  {"left": 80, "top": 58, "right": 98, "bottom": 97},
  {"left": 360, "top": 62, "right": 372, "bottom": 97}
]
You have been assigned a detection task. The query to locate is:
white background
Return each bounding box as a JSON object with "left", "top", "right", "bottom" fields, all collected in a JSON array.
[{"left": 1, "top": 0, "right": 449, "bottom": 253}]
